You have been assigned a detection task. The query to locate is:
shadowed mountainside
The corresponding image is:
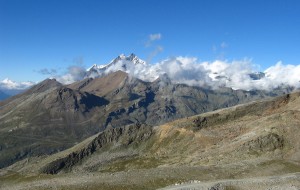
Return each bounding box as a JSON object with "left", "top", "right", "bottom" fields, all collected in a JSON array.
[{"left": 0, "top": 79, "right": 108, "bottom": 168}]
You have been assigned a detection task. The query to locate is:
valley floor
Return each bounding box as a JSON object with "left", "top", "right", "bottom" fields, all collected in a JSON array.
[
  {"left": 1, "top": 160, "right": 300, "bottom": 190},
  {"left": 160, "top": 172, "right": 300, "bottom": 190}
]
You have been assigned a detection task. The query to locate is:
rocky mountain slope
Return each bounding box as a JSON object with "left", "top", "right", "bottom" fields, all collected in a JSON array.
[
  {"left": 0, "top": 79, "right": 107, "bottom": 168},
  {"left": 1, "top": 91, "right": 300, "bottom": 189},
  {"left": 0, "top": 70, "right": 290, "bottom": 169}
]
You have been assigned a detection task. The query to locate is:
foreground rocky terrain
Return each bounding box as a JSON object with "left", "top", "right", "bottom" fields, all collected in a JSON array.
[
  {"left": 0, "top": 70, "right": 287, "bottom": 168},
  {"left": 1, "top": 91, "right": 300, "bottom": 189},
  {"left": 160, "top": 173, "right": 300, "bottom": 190}
]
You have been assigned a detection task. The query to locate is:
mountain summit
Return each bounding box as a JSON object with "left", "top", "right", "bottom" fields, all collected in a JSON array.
[{"left": 86, "top": 53, "right": 146, "bottom": 78}]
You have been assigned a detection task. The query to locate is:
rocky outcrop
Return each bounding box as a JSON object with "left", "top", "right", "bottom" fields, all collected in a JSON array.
[
  {"left": 40, "top": 123, "right": 153, "bottom": 174},
  {"left": 242, "top": 133, "right": 284, "bottom": 152},
  {"left": 44, "top": 87, "right": 109, "bottom": 112},
  {"left": 209, "top": 183, "right": 225, "bottom": 190}
]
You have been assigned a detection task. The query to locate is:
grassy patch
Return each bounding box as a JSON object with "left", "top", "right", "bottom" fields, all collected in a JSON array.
[
  {"left": 0, "top": 171, "right": 53, "bottom": 184},
  {"left": 259, "top": 160, "right": 300, "bottom": 173}
]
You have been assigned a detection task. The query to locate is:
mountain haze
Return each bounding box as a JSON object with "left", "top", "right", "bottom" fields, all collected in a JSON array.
[{"left": 0, "top": 90, "right": 9, "bottom": 101}]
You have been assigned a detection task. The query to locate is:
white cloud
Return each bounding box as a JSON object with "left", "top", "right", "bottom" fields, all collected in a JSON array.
[
  {"left": 0, "top": 78, "right": 35, "bottom": 90},
  {"left": 263, "top": 61, "right": 300, "bottom": 89},
  {"left": 149, "top": 33, "right": 162, "bottom": 41},
  {"left": 56, "top": 66, "right": 86, "bottom": 84},
  {"left": 3, "top": 56, "right": 299, "bottom": 93},
  {"left": 54, "top": 54, "right": 300, "bottom": 91},
  {"left": 146, "top": 33, "right": 162, "bottom": 47},
  {"left": 157, "top": 57, "right": 211, "bottom": 86},
  {"left": 145, "top": 33, "right": 164, "bottom": 63}
]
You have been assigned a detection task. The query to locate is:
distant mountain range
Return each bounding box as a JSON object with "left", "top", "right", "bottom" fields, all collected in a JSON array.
[
  {"left": 0, "top": 88, "right": 20, "bottom": 100},
  {"left": 0, "top": 54, "right": 296, "bottom": 101},
  {"left": 0, "top": 90, "right": 9, "bottom": 101},
  {"left": 0, "top": 68, "right": 291, "bottom": 168},
  {"left": 1, "top": 55, "right": 300, "bottom": 190},
  {"left": 0, "top": 78, "right": 34, "bottom": 99},
  {"left": 0, "top": 54, "right": 295, "bottom": 169},
  {"left": 85, "top": 54, "right": 268, "bottom": 84}
]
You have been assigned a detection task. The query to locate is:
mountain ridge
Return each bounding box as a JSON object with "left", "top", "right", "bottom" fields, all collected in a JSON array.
[
  {"left": 1, "top": 54, "right": 298, "bottom": 95},
  {"left": 0, "top": 70, "right": 292, "bottom": 169}
]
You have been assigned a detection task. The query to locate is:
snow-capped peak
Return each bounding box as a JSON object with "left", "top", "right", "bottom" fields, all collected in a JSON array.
[
  {"left": 128, "top": 53, "right": 146, "bottom": 65},
  {"left": 119, "top": 53, "right": 126, "bottom": 59},
  {"left": 86, "top": 53, "right": 147, "bottom": 78},
  {"left": 87, "top": 64, "right": 98, "bottom": 71},
  {"left": 109, "top": 53, "right": 146, "bottom": 66}
]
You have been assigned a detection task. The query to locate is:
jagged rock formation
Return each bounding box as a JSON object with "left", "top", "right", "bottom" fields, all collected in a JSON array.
[{"left": 41, "top": 123, "right": 153, "bottom": 174}]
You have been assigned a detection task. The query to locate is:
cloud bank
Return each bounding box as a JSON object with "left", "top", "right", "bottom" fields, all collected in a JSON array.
[
  {"left": 145, "top": 33, "right": 161, "bottom": 47},
  {"left": 0, "top": 78, "right": 35, "bottom": 91},
  {"left": 56, "top": 56, "right": 300, "bottom": 91},
  {"left": 3, "top": 55, "right": 297, "bottom": 92},
  {"left": 149, "top": 33, "right": 162, "bottom": 41},
  {"left": 56, "top": 66, "right": 86, "bottom": 84}
]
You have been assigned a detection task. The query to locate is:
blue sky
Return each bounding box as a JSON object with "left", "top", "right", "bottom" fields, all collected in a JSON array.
[{"left": 0, "top": 0, "right": 300, "bottom": 82}]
